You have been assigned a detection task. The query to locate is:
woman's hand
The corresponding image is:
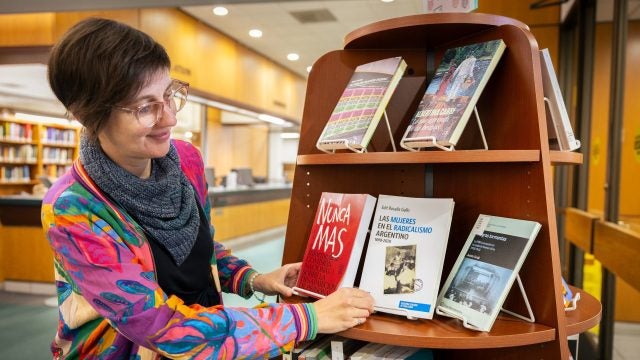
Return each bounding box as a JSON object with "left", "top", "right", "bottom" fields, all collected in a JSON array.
[
  {"left": 313, "top": 288, "right": 374, "bottom": 333},
  {"left": 251, "top": 262, "right": 301, "bottom": 297}
]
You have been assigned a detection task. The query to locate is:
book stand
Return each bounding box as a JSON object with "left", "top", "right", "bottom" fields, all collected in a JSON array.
[
  {"left": 400, "top": 107, "right": 488, "bottom": 152},
  {"left": 435, "top": 274, "right": 535, "bottom": 332},
  {"left": 564, "top": 292, "right": 581, "bottom": 312},
  {"left": 543, "top": 97, "right": 558, "bottom": 144},
  {"left": 317, "top": 111, "right": 397, "bottom": 154}
]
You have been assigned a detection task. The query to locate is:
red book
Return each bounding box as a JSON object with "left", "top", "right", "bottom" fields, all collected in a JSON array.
[{"left": 293, "top": 192, "right": 377, "bottom": 299}]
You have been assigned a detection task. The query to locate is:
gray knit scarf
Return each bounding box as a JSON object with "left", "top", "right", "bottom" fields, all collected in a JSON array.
[{"left": 80, "top": 136, "right": 199, "bottom": 265}]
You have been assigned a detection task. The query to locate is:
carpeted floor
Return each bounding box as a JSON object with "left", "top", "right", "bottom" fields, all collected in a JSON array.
[{"left": 0, "top": 295, "right": 58, "bottom": 359}]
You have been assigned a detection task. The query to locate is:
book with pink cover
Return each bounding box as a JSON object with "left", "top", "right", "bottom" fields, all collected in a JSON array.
[{"left": 316, "top": 57, "right": 407, "bottom": 153}]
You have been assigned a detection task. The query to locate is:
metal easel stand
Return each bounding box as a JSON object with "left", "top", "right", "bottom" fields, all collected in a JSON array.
[
  {"left": 543, "top": 97, "right": 561, "bottom": 146},
  {"left": 564, "top": 292, "right": 581, "bottom": 312},
  {"left": 316, "top": 111, "right": 396, "bottom": 154},
  {"left": 382, "top": 111, "right": 397, "bottom": 152},
  {"left": 400, "top": 106, "right": 488, "bottom": 152},
  {"left": 500, "top": 274, "right": 536, "bottom": 323},
  {"left": 435, "top": 274, "right": 535, "bottom": 332}
]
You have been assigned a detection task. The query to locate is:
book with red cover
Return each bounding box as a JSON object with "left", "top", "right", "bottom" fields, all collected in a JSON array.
[{"left": 293, "top": 192, "right": 377, "bottom": 299}]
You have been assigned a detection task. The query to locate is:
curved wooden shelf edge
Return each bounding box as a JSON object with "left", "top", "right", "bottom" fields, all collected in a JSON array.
[
  {"left": 297, "top": 150, "right": 540, "bottom": 166},
  {"left": 281, "top": 296, "right": 554, "bottom": 349},
  {"left": 549, "top": 151, "right": 583, "bottom": 165},
  {"left": 344, "top": 13, "right": 530, "bottom": 48},
  {"left": 565, "top": 286, "right": 602, "bottom": 335}
]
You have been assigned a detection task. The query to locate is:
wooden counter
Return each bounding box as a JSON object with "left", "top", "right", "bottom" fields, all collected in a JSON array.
[
  {"left": 0, "top": 185, "right": 292, "bottom": 282},
  {"left": 208, "top": 185, "right": 292, "bottom": 241}
]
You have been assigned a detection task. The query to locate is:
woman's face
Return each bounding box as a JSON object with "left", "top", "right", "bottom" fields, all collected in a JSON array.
[{"left": 97, "top": 70, "right": 177, "bottom": 175}]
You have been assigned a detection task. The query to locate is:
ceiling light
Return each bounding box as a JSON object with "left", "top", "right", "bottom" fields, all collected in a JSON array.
[
  {"left": 212, "top": 7, "right": 228, "bottom": 16},
  {"left": 258, "top": 114, "right": 286, "bottom": 126},
  {"left": 249, "top": 29, "right": 263, "bottom": 38},
  {"left": 280, "top": 132, "right": 300, "bottom": 139},
  {"left": 287, "top": 53, "right": 300, "bottom": 61},
  {"left": 381, "top": 0, "right": 395, "bottom": 3},
  {"left": 306, "top": 66, "right": 313, "bottom": 73}
]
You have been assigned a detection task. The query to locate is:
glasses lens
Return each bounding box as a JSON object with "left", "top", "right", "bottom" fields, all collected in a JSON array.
[
  {"left": 136, "top": 102, "right": 163, "bottom": 128},
  {"left": 172, "top": 86, "right": 188, "bottom": 113}
]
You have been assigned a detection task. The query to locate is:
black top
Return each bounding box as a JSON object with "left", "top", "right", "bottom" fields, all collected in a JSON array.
[{"left": 146, "top": 200, "right": 220, "bottom": 307}]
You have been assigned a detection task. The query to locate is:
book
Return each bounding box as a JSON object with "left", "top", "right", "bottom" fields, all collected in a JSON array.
[
  {"left": 424, "top": 0, "right": 478, "bottom": 13},
  {"left": 400, "top": 39, "right": 506, "bottom": 150},
  {"left": 349, "top": 343, "right": 386, "bottom": 360},
  {"left": 359, "top": 195, "right": 455, "bottom": 319},
  {"left": 436, "top": 214, "right": 542, "bottom": 332},
  {"left": 283, "top": 335, "right": 327, "bottom": 360},
  {"left": 372, "top": 345, "right": 434, "bottom": 360},
  {"left": 298, "top": 335, "right": 333, "bottom": 360},
  {"left": 329, "top": 336, "right": 366, "bottom": 360},
  {"left": 316, "top": 56, "right": 407, "bottom": 153},
  {"left": 292, "top": 192, "right": 377, "bottom": 298},
  {"left": 568, "top": 333, "right": 580, "bottom": 360},
  {"left": 540, "top": 48, "right": 581, "bottom": 151}
]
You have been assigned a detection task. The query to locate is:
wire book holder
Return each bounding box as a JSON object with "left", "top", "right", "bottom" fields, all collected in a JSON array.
[
  {"left": 317, "top": 111, "right": 397, "bottom": 154},
  {"left": 435, "top": 274, "right": 535, "bottom": 332},
  {"left": 400, "top": 106, "right": 488, "bottom": 152}
]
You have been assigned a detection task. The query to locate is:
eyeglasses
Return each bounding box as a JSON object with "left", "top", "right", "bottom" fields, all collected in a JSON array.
[{"left": 112, "top": 79, "right": 189, "bottom": 128}]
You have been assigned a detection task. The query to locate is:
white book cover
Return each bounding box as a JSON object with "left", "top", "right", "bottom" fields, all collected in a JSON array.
[
  {"left": 436, "top": 214, "right": 541, "bottom": 332},
  {"left": 359, "top": 195, "right": 454, "bottom": 319},
  {"left": 349, "top": 343, "right": 386, "bottom": 360},
  {"left": 423, "top": 0, "right": 478, "bottom": 13},
  {"left": 540, "top": 48, "right": 581, "bottom": 151}
]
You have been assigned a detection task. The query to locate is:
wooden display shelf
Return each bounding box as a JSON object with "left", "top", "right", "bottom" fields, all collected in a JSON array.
[
  {"left": 284, "top": 285, "right": 599, "bottom": 348},
  {"left": 549, "top": 151, "right": 583, "bottom": 165},
  {"left": 298, "top": 150, "right": 540, "bottom": 165},
  {"left": 283, "top": 12, "right": 595, "bottom": 359},
  {"left": 345, "top": 313, "right": 554, "bottom": 349},
  {"left": 565, "top": 286, "right": 601, "bottom": 335},
  {"left": 298, "top": 150, "right": 581, "bottom": 166},
  {"left": 283, "top": 297, "right": 554, "bottom": 349}
]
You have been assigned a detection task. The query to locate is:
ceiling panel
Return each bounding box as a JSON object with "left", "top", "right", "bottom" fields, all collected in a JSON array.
[{"left": 182, "top": 1, "right": 425, "bottom": 77}]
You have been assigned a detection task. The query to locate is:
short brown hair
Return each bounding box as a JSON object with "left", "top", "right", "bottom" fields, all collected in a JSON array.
[{"left": 48, "top": 18, "right": 170, "bottom": 142}]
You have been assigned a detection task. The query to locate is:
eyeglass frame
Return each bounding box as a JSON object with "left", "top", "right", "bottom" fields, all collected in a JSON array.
[{"left": 111, "top": 79, "right": 190, "bottom": 128}]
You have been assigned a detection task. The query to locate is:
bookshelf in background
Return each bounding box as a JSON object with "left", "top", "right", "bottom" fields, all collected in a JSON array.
[
  {"left": 0, "top": 111, "right": 80, "bottom": 195},
  {"left": 40, "top": 124, "right": 78, "bottom": 181}
]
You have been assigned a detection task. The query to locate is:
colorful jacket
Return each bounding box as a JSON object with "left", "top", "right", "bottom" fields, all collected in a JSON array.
[{"left": 41, "top": 140, "right": 317, "bottom": 359}]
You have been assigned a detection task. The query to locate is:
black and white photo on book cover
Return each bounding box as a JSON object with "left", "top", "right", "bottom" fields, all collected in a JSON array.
[
  {"left": 384, "top": 244, "right": 417, "bottom": 294},
  {"left": 442, "top": 248, "right": 519, "bottom": 315},
  {"left": 437, "top": 214, "right": 541, "bottom": 331}
]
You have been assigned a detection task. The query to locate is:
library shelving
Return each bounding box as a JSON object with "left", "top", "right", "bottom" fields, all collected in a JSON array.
[
  {"left": 281, "top": 13, "right": 600, "bottom": 359},
  {"left": 0, "top": 112, "right": 80, "bottom": 195}
]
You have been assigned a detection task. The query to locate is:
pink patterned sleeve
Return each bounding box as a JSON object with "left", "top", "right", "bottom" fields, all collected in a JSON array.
[{"left": 44, "top": 188, "right": 317, "bottom": 359}]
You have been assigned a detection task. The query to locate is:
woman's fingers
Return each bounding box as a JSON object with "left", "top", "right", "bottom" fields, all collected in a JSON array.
[{"left": 314, "top": 288, "right": 375, "bottom": 333}]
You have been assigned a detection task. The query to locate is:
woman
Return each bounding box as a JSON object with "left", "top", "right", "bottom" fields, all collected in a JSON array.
[{"left": 42, "top": 17, "right": 373, "bottom": 359}]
